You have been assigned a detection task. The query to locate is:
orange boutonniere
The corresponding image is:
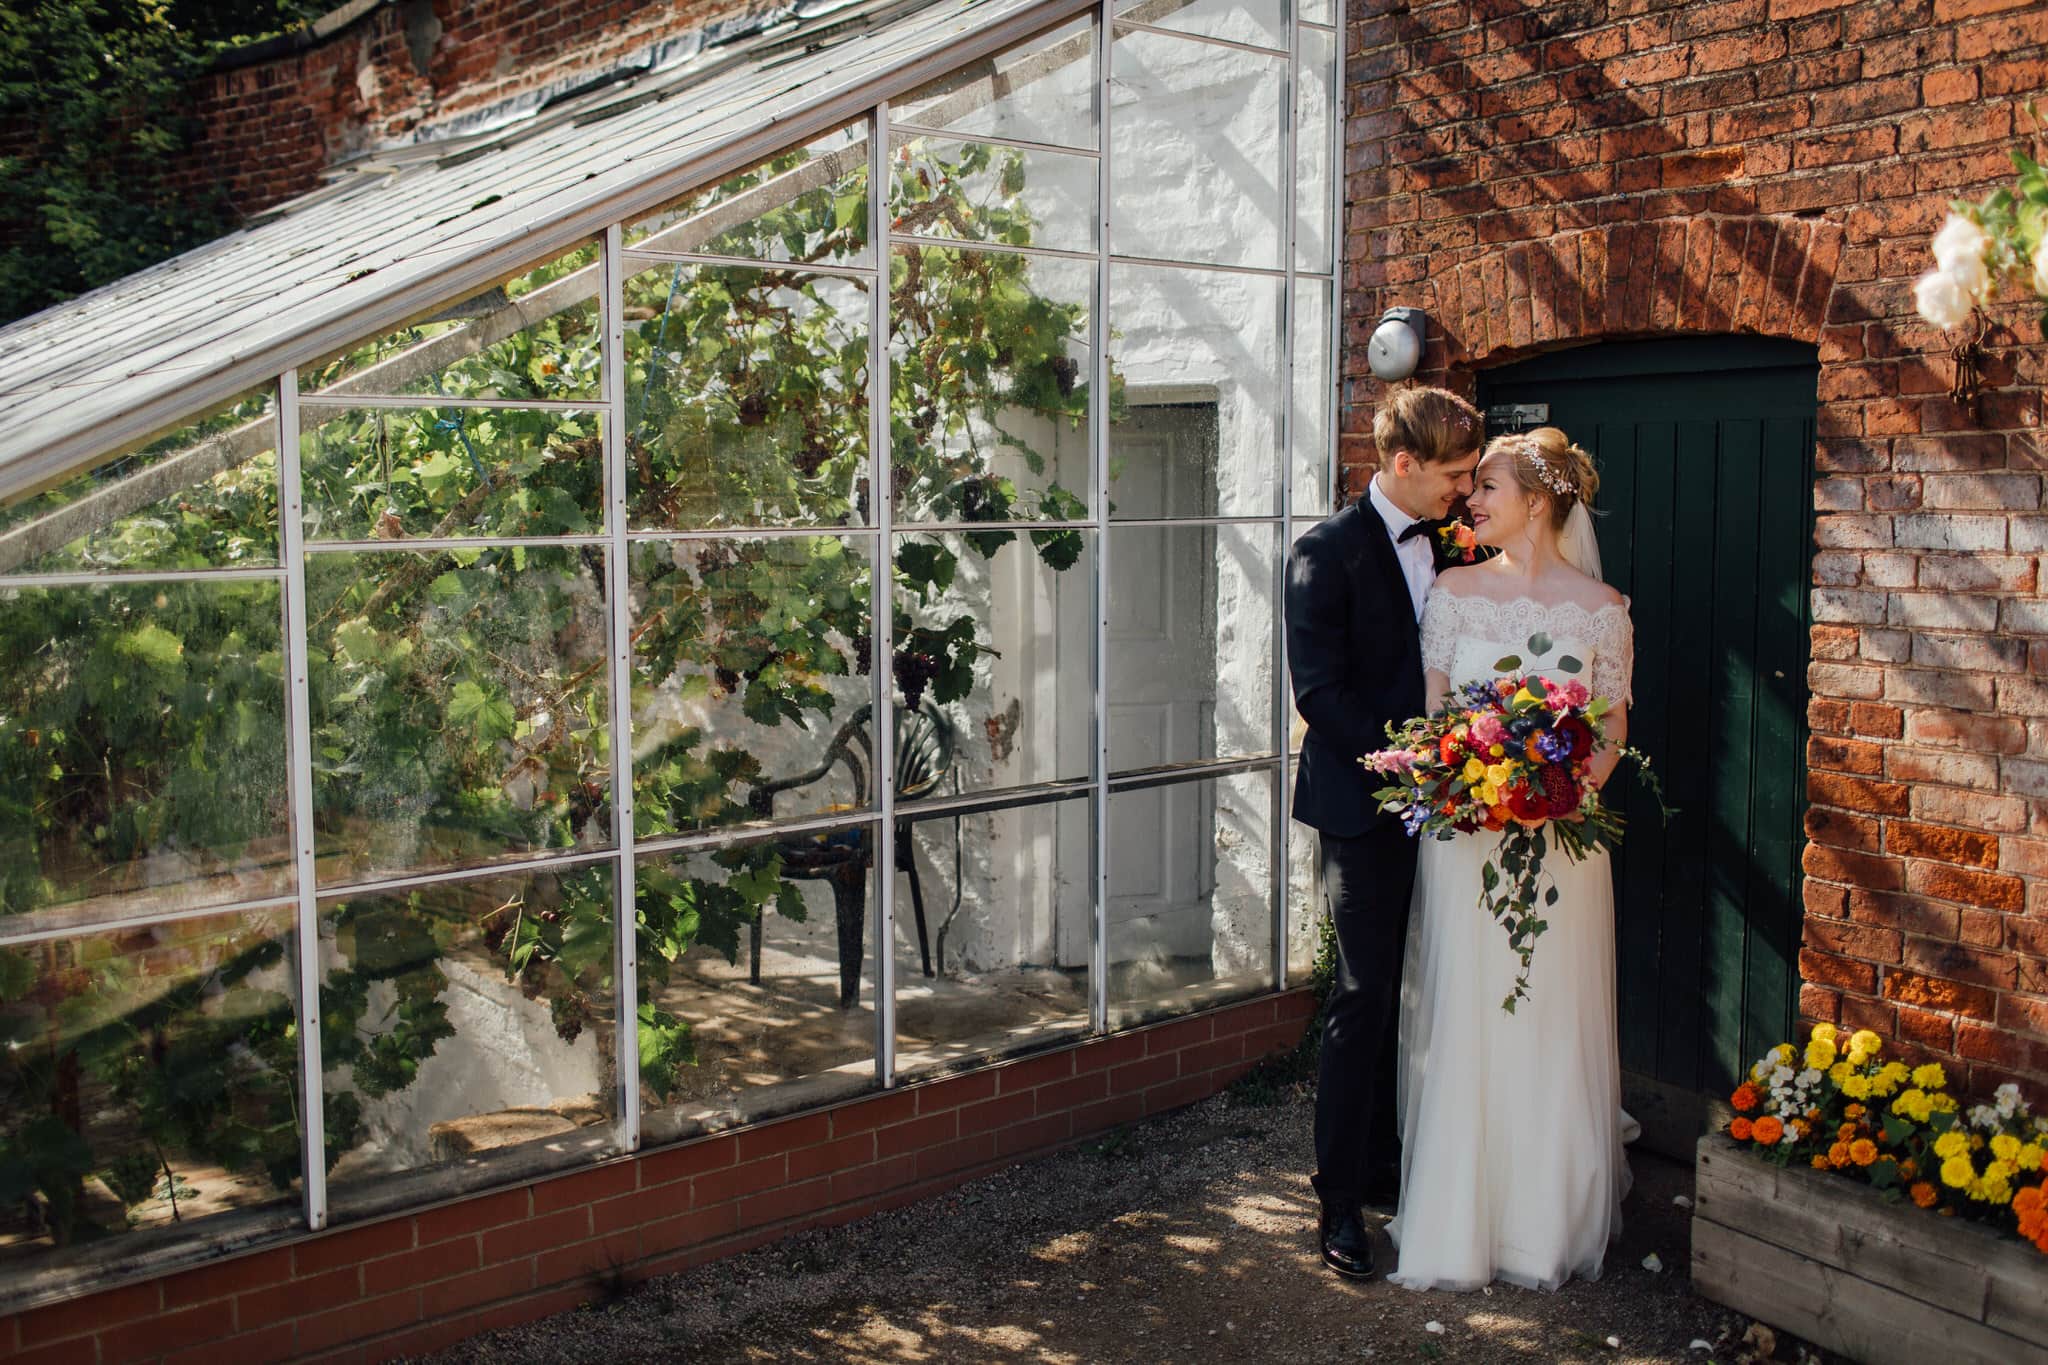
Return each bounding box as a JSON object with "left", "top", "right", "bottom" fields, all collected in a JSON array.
[{"left": 1436, "top": 518, "right": 1478, "bottom": 564}]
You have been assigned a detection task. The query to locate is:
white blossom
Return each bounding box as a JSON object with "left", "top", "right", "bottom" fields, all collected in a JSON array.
[
  {"left": 1915, "top": 269, "right": 1973, "bottom": 329},
  {"left": 1932, "top": 213, "right": 1991, "bottom": 294}
]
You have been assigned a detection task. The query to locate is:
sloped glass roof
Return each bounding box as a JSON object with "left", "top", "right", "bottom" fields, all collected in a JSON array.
[{"left": 0, "top": 0, "right": 1086, "bottom": 499}]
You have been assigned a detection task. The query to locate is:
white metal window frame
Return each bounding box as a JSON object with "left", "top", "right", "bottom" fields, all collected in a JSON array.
[{"left": 0, "top": 0, "right": 1346, "bottom": 1242}]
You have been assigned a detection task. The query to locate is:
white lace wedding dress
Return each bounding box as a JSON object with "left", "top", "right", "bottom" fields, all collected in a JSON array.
[{"left": 1388, "top": 589, "right": 1636, "bottom": 1293}]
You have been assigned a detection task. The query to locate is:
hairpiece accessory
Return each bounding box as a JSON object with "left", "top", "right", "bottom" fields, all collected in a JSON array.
[{"left": 1523, "top": 446, "right": 1576, "bottom": 500}]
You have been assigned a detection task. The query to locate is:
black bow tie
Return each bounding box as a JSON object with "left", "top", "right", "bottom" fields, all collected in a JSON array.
[{"left": 1397, "top": 517, "right": 1445, "bottom": 544}]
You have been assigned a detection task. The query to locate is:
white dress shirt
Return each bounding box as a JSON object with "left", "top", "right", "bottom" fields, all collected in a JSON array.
[{"left": 1367, "top": 473, "right": 1436, "bottom": 622}]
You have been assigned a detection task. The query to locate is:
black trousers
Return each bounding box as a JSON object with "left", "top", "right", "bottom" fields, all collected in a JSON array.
[{"left": 1311, "top": 822, "right": 1417, "bottom": 1213}]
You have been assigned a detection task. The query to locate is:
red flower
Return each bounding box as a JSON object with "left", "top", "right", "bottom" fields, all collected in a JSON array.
[
  {"left": 1439, "top": 730, "right": 1467, "bottom": 766},
  {"left": 1537, "top": 764, "right": 1581, "bottom": 818},
  {"left": 1504, "top": 781, "right": 1548, "bottom": 824},
  {"left": 1558, "top": 716, "right": 1596, "bottom": 760}
]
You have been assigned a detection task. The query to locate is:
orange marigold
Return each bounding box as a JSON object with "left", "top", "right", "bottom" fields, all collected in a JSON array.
[
  {"left": 1838, "top": 1123, "right": 1858, "bottom": 1142},
  {"left": 1828, "top": 1141, "right": 1852, "bottom": 1168},
  {"left": 1791, "top": 1119, "right": 1812, "bottom": 1141},
  {"left": 1811, "top": 1155, "right": 1831, "bottom": 1170},
  {"left": 1729, "top": 1117, "right": 1754, "bottom": 1142},
  {"left": 1845, "top": 1103, "right": 1866, "bottom": 1119},
  {"left": 1753, "top": 1116, "right": 1786, "bottom": 1145},
  {"left": 1730, "top": 1083, "right": 1760, "bottom": 1113},
  {"left": 1910, "top": 1182, "right": 1939, "bottom": 1209},
  {"left": 2017, "top": 1186, "right": 2046, "bottom": 1218},
  {"left": 2034, "top": 1228, "right": 2048, "bottom": 1255},
  {"left": 1850, "top": 1138, "right": 1879, "bottom": 1167},
  {"left": 1899, "top": 1159, "right": 1919, "bottom": 1181}
]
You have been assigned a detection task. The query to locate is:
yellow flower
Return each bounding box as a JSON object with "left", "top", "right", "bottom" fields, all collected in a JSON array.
[
  {"left": 1463, "top": 756, "right": 1487, "bottom": 783},
  {"left": 2019, "top": 1144, "right": 2044, "bottom": 1172},
  {"left": 1934, "top": 1131, "right": 1970, "bottom": 1160},
  {"left": 1512, "top": 686, "right": 1539, "bottom": 707},
  {"left": 1810, "top": 1023, "right": 1838, "bottom": 1046},
  {"left": 1484, "top": 762, "right": 1512, "bottom": 787},
  {"left": 1891, "top": 1089, "right": 1933, "bottom": 1123},
  {"left": 1828, "top": 1061, "right": 1853, "bottom": 1086},
  {"left": 1841, "top": 1074, "right": 1872, "bottom": 1101},
  {"left": 1940, "top": 1155, "right": 1976, "bottom": 1189},
  {"left": 1488, "top": 743, "right": 1506, "bottom": 757},
  {"left": 1931, "top": 1094, "right": 1960, "bottom": 1115},
  {"left": 1849, "top": 1029, "right": 1882, "bottom": 1057},
  {"left": 1774, "top": 1043, "right": 1797, "bottom": 1067},
  {"left": 1806, "top": 1037, "right": 1837, "bottom": 1070},
  {"left": 1987, "top": 1159, "right": 2016, "bottom": 1182},
  {"left": 1992, "top": 1134, "right": 2022, "bottom": 1164},
  {"left": 1912, "top": 1062, "right": 1947, "bottom": 1090}
]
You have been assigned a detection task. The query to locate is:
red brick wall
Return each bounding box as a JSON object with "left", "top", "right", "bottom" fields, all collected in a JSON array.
[
  {"left": 1341, "top": 0, "right": 2048, "bottom": 1099},
  {"left": 174, "top": 0, "right": 764, "bottom": 219},
  {"left": 0, "top": 992, "right": 1312, "bottom": 1365}
]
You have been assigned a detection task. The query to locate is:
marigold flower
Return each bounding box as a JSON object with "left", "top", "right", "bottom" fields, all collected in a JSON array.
[
  {"left": 1842, "top": 1074, "right": 1872, "bottom": 1101},
  {"left": 1827, "top": 1060, "right": 1853, "bottom": 1087},
  {"left": 1811, "top": 1155, "right": 1832, "bottom": 1170},
  {"left": 1828, "top": 1141, "right": 1852, "bottom": 1168},
  {"left": 1805, "top": 1038, "right": 1837, "bottom": 1071},
  {"left": 1730, "top": 1082, "right": 1760, "bottom": 1113},
  {"left": 1850, "top": 1029, "right": 1882, "bottom": 1057},
  {"left": 1910, "top": 1182, "right": 1939, "bottom": 1209},
  {"left": 1941, "top": 1155, "right": 1976, "bottom": 1189},
  {"left": 1810, "top": 1023, "right": 1839, "bottom": 1047},
  {"left": 1992, "top": 1134, "right": 2022, "bottom": 1164},
  {"left": 1899, "top": 1159, "right": 1919, "bottom": 1180},
  {"left": 1844, "top": 1103, "right": 1866, "bottom": 1119},
  {"left": 1837, "top": 1123, "right": 1857, "bottom": 1142},
  {"left": 1912, "top": 1062, "right": 1948, "bottom": 1090},
  {"left": 1849, "top": 1138, "right": 1879, "bottom": 1167},
  {"left": 1752, "top": 1116, "right": 1786, "bottom": 1146},
  {"left": 2016, "top": 1186, "right": 2046, "bottom": 1218},
  {"left": 1791, "top": 1119, "right": 1812, "bottom": 1141},
  {"left": 1729, "top": 1117, "right": 1753, "bottom": 1142},
  {"left": 1934, "top": 1131, "right": 1971, "bottom": 1161},
  {"left": 2020, "top": 1144, "right": 2045, "bottom": 1172}
]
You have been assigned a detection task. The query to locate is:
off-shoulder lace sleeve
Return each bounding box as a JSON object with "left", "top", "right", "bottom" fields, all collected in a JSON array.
[
  {"left": 1420, "top": 588, "right": 1459, "bottom": 675},
  {"left": 1591, "top": 603, "right": 1634, "bottom": 708}
]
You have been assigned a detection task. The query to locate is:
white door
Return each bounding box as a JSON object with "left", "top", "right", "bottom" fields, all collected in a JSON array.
[{"left": 1056, "top": 401, "right": 1220, "bottom": 965}]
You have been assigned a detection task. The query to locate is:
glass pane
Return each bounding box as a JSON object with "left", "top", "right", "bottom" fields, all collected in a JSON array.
[
  {"left": 306, "top": 547, "right": 612, "bottom": 886},
  {"left": 625, "top": 125, "right": 870, "bottom": 266},
  {"left": 892, "top": 245, "right": 1093, "bottom": 524},
  {"left": 888, "top": 133, "right": 1096, "bottom": 255},
  {"left": 894, "top": 795, "right": 1092, "bottom": 1078},
  {"left": 894, "top": 16, "right": 1096, "bottom": 151},
  {"left": 1116, "top": 0, "right": 1288, "bottom": 50},
  {"left": 1108, "top": 264, "right": 1284, "bottom": 517},
  {"left": 303, "top": 243, "right": 603, "bottom": 401},
  {"left": 300, "top": 406, "right": 605, "bottom": 542},
  {"left": 623, "top": 261, "right": 869, "bottom": 531},
  {"left": 1296, "top": 23, "right": 1335, "bottom": 274},
  {"left": 637, "top": 824, "right": 878, "bottom": 1143},
  {"left": 629, "top": 536, "right": 874, "bottom": 838},
  {"left": 0, "top": 387, "right": 278, "bottom": 576},
  {"left": 1109, "top": 767, "right": 1276, "bottom": 1026},
  {"left": 0, "top": 910, "right": 301, "bottom": 1262},
  {"left": 1300, "top": 0, "right": 1336, "bottom": 23},
  {"left": 0, "top": 579, "right": 291, "bottom": 925},
  {"left": 319, "top": 864, "right": 617, "bottom": 1194},
  {"left": 1292, "top": 278, "right": 1333, "bottom": 517},
  {"left": 1285, "top": 758, "right": 1320, "bottom": 980},
  {"left": 1108, "top": 521, "right": 1278, "bottom": 772},
  {"left": 1110, "top": 27, "right": 1286, "bottom": 269},
  {"left": 892, "top": 531, "right": 1094, "bottom": 799}
]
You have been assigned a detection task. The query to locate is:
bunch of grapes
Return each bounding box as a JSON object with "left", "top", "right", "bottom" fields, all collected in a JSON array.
[
  {"left": 849, "top": 632, "right": 872, "bottom": 675},
  {"left": 892, "top": 649, "right": 942, "bottom": 708}
]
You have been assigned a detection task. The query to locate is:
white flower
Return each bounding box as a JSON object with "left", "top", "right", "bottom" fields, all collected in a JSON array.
[
  {"left": 1997, "top": 1082, "right": 2023, "bottom": 1114},
  {"left": 1798, "top": 1068, "right": 1822, "bottom": 1087},
  {"left": 1916, "top": 269, "right": 1973, "bottom": 329},
  {"left": 1932, "top": 213, "right": 1991, "bottom": 294},
  {"left": 2032, "top": 246, "right": 2048, "bottom": 302}
]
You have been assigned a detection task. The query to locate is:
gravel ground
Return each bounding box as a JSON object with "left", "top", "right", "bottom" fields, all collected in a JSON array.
[{"left": 425, "top": 1081, "right": 1819, "bottom": 1365}]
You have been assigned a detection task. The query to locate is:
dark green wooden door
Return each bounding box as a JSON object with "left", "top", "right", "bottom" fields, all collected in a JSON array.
[{"left": 1480, "top": 337, "right": 1817, "bottom": 1116}]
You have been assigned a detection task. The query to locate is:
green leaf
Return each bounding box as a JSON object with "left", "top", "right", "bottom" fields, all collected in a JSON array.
[
  {"left": 1493, "top": 654, "right": 1522, "bottom": 673},
  {"left": 776, "top": 879, "right": 808, "bottom": 924},
  {"left": 1527, "top": 631, "right": 1553, "bottom": 655},
  {"left": 1557, "top": 654, "right": 1583, "bottom": 674},
  {"left": 447, "top": 680, "right": 516, "bottom": 743}
]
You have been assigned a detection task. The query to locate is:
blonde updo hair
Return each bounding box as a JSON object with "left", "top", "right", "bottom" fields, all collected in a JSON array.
[{"left": 1482, "top": 426, "right": 1599, "bottom": 528}]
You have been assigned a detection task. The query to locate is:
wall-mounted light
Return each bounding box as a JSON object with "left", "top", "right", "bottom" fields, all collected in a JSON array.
[{"left": 1367, "top": 307, "right": 1426, "bottom": 382}]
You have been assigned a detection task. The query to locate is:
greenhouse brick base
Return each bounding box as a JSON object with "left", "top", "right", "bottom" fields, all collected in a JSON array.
[{"left": 0, "top": 992, "right": 1312, "bottom": 1365}]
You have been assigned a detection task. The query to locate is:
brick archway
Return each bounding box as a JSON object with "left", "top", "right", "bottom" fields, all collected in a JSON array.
[{"left": 1428, "top": 215, "right": 1845, "bottom": 370}]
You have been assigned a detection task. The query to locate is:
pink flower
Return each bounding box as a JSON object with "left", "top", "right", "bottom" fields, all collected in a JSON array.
[
  {"left": 1470, "top": 713, "right": 1507, "bottom": 748},
  {"left": 1363, "top": 748, "right": 1419, "bottom": 774},
  {"left": 1546, "top": 679, "right": 1591, "bottom": 711}
]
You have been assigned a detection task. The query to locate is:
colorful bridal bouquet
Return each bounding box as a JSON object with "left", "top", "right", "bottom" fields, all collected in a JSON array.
[
  {"left": 1727, "top": 1025, "right": 2048, "bottom": 1255},
  {"left": 1362, "top": 646, "right": 1660, "bottom": 1013}
]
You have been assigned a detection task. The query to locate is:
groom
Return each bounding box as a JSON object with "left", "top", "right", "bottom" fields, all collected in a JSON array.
[{"left": 1286, "top": 386, "right": 1483, "bottom": 1280}]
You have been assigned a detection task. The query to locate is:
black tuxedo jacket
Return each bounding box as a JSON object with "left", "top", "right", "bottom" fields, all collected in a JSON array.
[{"left": 1285, "top": 501, "right": 1433, "bottom": 838}]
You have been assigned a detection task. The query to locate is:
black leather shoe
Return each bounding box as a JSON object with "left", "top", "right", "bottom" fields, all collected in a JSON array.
[{"left": 1320, "top": 1206, "right": 1376, "bottom": 1280}]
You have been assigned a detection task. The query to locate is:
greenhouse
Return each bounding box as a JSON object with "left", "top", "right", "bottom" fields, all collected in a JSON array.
[{"left": 0, "top": 0, "right": 1340, "bottom": 1290}]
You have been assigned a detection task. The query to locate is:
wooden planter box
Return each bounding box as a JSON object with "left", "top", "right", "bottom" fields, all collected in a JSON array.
[{"left": 1692, "top": 1135, "right": 2048, "bottom": 1365}]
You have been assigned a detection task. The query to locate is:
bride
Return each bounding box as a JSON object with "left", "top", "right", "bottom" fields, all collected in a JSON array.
[{"left": 1388, "top": 427, "right": 1636, "bottom": 1292}]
